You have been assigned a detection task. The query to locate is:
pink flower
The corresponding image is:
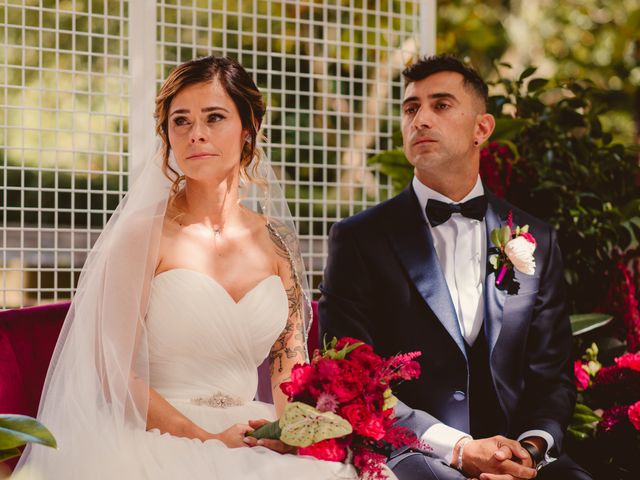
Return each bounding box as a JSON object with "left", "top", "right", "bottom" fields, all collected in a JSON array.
[
  {"left": 315, "top": 392, "right": 338, "bottom": 413},
  {"left": 628, "top": 401, "right": 640, "bottom": 431},
  {"left": 353, "top": 450, "right": 388, "bottom": 480},
  {"left": 615, "top": 352, "right": 640, "bottom": 372},
  {"left": 519, "top": 231, "right": 537, "bottom": 246},
  {"left": 383, "top": 425, "right": 418, "bottom": 448},
  {"left": 574, "top": 360, "right": 590, "bottom": 391},
  {"left": 280, "top": 363, "right": 315, "bottom": 399},
  {"left": 298, "top": 438, "right": 347, "bottom": 462},
  {"left": 598, "top": 405, "right": 629, "bottom": 434}
]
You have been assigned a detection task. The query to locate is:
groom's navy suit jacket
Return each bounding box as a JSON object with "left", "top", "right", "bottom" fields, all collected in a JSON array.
[{"left": 318, "top": 185, "right": 576, "bottom": 453}]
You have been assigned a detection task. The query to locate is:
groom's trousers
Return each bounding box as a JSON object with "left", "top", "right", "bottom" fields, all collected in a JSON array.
[{"left": 389, "top": 452, "right": 593, "bottom": 480}]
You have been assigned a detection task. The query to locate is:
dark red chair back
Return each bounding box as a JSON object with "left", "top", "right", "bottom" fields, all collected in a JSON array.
[{"left": 0, "top": 301, "right": 69, "bottom": 471}]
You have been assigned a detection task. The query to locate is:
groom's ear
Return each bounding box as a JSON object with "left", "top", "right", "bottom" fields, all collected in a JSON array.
[{"left": 474, "top": 112, "right": 495, "bottom": 145}]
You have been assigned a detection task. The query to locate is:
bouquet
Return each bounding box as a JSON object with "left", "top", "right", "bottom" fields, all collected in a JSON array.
[
  {"left": 250, "top": 337, "right": 422, "bottom": 479},
  {"left": 569, "top": 343, "right": 640, "bottom": 478}
]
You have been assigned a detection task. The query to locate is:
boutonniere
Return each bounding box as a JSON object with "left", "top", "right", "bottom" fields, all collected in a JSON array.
[{"left": 489, "top": 211, "right": 536, "bottom": 285}]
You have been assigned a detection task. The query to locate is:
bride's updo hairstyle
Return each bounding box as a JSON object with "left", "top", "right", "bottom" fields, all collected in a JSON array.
[{"left": 154, "top": 55, "right": 266, "bottom": 196}]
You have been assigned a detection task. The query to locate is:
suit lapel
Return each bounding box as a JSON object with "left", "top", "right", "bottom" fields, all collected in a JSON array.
[
  {"left": 484, "top": 193, "right": 509, "bottom": 354},
  {"left": 387, "top": 187, "right": 467, "bottom": 359}
]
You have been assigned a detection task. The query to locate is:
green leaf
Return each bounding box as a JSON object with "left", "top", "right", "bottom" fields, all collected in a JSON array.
[
  {"left": 501, "top": 226, "right": 512, "bottom": 246},
  {"left": 527, "top": 78, "right": 548, "bottom": 92},
  {"left": 490, "top": 228, "right": 503, "bottom": 248},
  {"left": 329, "top": 341, "right": 364, "bottom": 360},
  {"left": 247, "top": 419, "right": 282, "bottom": 440},
  {"left": 569, "top": 423, "right": 598, "bottom": 434},
  {"left": 570, "top": 313, "right": 613, "bottom": 336},
  {"left": 367, "top": 148, "right": 408, "bottom": 167},
  {"left": 572, "top": 413, "right": 602, "bottom": 424},
  {"left": 567, "top": 426, "right": 590, "bottom": 440},
  {"left": 557, "top": 109, "right": 586, "bottom": 128},
  {"left": 278, "top": 402, "right": 352, "bottom": 447},
  {"left": 0, "top": 447, "right": 21, "bottom": 462},
  {"left": 0, "top": 415, "right": 57, "bottom": 450},
  {"left": 368, "top": 149, "right": 413, "bottom": 195},
  {"left": 574, "top": 403, "right": 598, "bottom": 415},
  {"left": 519, "top": 66, "right": 537, "bottom": 81},
  {"left": 490, "top": 118, "right": 528, "bottom": 141}
]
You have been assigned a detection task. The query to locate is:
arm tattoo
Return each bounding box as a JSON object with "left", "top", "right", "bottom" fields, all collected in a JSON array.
[{"left": 266, "top": 223, "right": 307, "bottom": 374}]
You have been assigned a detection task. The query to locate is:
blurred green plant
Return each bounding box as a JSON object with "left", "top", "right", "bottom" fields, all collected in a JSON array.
[{"left": 486, "top": 65, "right": 640, "bottom": 315}]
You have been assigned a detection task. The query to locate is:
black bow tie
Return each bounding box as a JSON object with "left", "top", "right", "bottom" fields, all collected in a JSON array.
[{"left": 425, "top": 195, "right": 488, "bottom": 227}]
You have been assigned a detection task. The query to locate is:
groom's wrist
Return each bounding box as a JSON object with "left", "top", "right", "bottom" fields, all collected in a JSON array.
[
  {"left": 451, "top": 436, "right": 472, "bottom": 471},
  {"left": 421, "top": 423, "right": 471, "bottom": 464}
]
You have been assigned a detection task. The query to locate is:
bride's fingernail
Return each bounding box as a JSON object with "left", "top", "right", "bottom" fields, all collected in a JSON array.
[{"left": 257, "top": 440, "right": 264, "bottom": 445}]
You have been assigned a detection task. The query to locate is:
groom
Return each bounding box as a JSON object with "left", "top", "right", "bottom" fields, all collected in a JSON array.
[{"left": 318, "top": 55, "right": 591, "bottom": 480}]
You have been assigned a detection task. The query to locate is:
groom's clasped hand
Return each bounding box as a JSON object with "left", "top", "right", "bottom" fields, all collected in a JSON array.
[{"left": 461, "top": 436, "right": 537, "bottom": 479}]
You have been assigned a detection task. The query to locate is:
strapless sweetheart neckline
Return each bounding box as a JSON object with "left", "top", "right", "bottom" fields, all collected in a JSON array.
[{"left": 153, "top": 268, "right": 281, "bottom": 305}]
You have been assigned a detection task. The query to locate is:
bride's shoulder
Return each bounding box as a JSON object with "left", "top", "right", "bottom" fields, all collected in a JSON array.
[{"left": 242, "top": 210, "right": 296, "bottom": 262}]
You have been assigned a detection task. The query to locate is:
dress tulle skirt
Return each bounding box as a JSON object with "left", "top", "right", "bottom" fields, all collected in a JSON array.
[{"left": 14, "top": 400, "right": 359, "bottom": 480}]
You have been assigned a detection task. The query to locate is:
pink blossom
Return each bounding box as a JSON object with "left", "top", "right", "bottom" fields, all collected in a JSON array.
[
  {"left": 615, "top": 352, "right": 640, "bottom": 372},
  {"left": 315, "top": 392, "right": 338, "bottom": 413},
  {"left": 519, "top": 231, "right": 537, "bottom": 246},
  {"left": 353, "top": 450, "right": 388, "bottom": 480},
  {"left": 598, "top": 405, "right": 629, "bottom": 434},
  {"left": 574, "top": 360, "right": 590, "bottom": 391},
  {"left": 628, "top": 401, "right": 640, "bottom": 431}
]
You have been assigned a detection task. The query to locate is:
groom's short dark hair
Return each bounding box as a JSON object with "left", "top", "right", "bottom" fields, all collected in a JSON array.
[{"left": 402, "top": 54, "right": 488, "bottom": 109}]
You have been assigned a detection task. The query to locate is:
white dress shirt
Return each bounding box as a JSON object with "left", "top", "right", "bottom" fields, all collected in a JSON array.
[
  {"left": 413, "top": 176, "right": 486, "bottom": 346},
  {"left": 412, "top": 176, "right": 555, "bottom": 466}
]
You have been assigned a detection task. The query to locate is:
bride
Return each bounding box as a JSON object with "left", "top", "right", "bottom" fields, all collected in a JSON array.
[{"left": 15, "top": 56, "right": 365, "bottom": 479}]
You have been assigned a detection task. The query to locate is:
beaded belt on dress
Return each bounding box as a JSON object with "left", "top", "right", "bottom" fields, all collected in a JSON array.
[{"left": 190, "top": 392, "right": 244, "bottom": 408}]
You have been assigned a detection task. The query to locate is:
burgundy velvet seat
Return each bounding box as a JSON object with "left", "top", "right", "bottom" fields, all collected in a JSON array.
[
  {"left": 0, "top": 302, "right": 70, "bottom": 418},
  {"left": 0, "top": 301, "right": 69, "bottom": 471}
]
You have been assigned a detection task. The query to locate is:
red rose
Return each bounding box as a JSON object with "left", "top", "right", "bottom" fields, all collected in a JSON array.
[
  {"left": 341, "top": 402, "right": 386, "bottom": 440},
  {"left": 324, "top": 361, "right": 366, "bottom": 403},
  {"left": 298, "top": 438, "right": 347, "bottom": 462},
  {"left": 348, "top": 345, "right": 383, "bottom": 371},
  {"left": 574, "top": 360, "right": 590, "bottom": 391}
]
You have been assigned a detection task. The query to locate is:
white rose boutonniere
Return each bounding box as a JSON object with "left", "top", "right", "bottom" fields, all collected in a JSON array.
[{"left": 489, "top": 210, "right": 537, "bottom": 285}]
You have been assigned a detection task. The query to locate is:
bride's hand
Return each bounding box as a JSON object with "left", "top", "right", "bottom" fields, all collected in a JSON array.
[
  {"left": 242, "top": 419, "right": 297, "bottom": 454},
  {"left": 210, "top": 423, "right": 254, "bottom": 448}
]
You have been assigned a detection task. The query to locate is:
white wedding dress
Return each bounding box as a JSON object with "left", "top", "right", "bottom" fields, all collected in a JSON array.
[
  {"left": 134, "top": 268, "right": 358, "bottom": 479},
  {"left": 15, "top": 268, "right": 398, "bottom": 479}
]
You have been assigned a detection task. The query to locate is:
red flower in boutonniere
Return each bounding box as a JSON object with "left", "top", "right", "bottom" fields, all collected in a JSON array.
[{"left": 490, "top": 210, "right": 537, "bottom": 285}]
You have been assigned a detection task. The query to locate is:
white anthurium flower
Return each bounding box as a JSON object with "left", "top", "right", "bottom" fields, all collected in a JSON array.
[{"left": 505, "top": 236, "right": 536, "bottom": 275}]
